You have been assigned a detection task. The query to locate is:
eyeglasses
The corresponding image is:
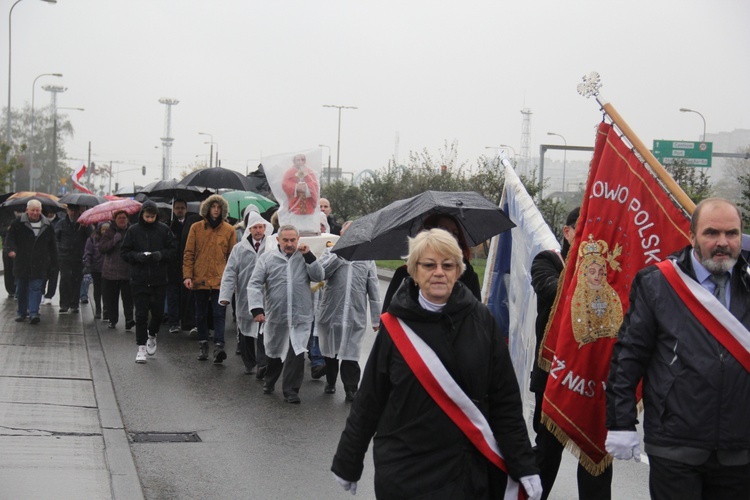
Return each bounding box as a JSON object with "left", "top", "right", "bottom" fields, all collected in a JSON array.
[{"left": 417, "top": 261, "right": 457, "bottom": 272}]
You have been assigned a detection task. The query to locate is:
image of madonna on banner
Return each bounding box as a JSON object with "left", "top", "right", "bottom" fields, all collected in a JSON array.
[{"left": 263, "top": 148, "right": 323, "bottom": 235}]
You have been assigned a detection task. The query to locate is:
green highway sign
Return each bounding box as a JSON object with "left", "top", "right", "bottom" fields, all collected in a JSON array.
[{"left": 652, "top": 140, "right": 713, "bottom": 167}]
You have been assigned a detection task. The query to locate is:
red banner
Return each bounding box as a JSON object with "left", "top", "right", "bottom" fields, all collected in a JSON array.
[{"left": 539, "top": 122, "right": 691, "bottom": 473}]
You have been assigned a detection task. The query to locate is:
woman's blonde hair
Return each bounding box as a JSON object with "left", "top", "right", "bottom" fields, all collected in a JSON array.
[{"left": 406, "top": 229, "right": 465, "bottom": 277}]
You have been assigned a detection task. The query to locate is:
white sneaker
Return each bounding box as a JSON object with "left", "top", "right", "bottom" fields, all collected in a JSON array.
[
  {"left": 135, "top": 346, "right": 147, "bottom": 363},
  {"left": 146, "top": 335, "right": 157, "bottom": 356},
  {"left": 42, "top": 298, "right": 53, "bottom": 305}
]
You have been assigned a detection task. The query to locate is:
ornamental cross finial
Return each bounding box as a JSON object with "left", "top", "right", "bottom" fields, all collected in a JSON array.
[{"left": 577, "top": 72, "right": 602, "bottom": 99}]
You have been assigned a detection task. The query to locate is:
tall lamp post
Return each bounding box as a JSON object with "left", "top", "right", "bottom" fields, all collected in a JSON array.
[
  {"left": 679, "top": 108, "right": 706, "bottom": 142},
  {"left": 6, "top": 0, "right": 57, "bottom": 152},
  {"left": 50, "top": 107, "right": 83, "bottom": 194},
  {"left": 29, "top": 72, "right": 62, "bottom": 188},
  {"left": 318, "top": 144, "right": 331, "bottom": 185},
  {"left": 547, "top": 132, "right": 567, "bottom": 192},
  {"left": 322, "top": 104, "right": 357, "bottom": 178},
  {"left": 198, "top": 132, "right": 214, "bottom": 168}
]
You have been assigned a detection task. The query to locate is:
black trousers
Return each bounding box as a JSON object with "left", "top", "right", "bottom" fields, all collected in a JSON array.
[
  {"left": 44, "top": 265, "right": 58, "bottom": 299},
  {"left": 59, "top": 261, "right": 83, "bottom": 309},
  {"left": 102, "top": 278, "right": 133, "bottom": 325},
  {"left": 264, "top": 341, "right": 305, "bottom": 397},
  {"left": 90, "top": 272, "right": 103, "bottom": 316},
  {"left": 532, "top": 391, "right": 612, "bottom": 500},
  {"left": 2, "top": 251, "right": 15, "bottom": 295},
  {"left": 131, "top": 283, "right": 166, "bottom": 346},
  {"left": 323, "top": 357, "right": 361, "bottom": 392},
  {"left": 649, "top": 453, "right": 750, "bottom": 500}
]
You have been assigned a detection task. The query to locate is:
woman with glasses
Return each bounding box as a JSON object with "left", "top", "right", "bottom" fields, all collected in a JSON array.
[{"left": 332, "top": 229, "right": 541, "bottom": 499}]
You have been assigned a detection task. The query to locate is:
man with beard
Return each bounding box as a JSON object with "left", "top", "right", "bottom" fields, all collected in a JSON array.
[{"left": 606, "top": 198, "right": 750, "bottom": 499}]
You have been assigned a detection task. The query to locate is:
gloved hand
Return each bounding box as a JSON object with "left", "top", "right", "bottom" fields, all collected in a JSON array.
[
  {"left": 150, "top": 251, "right": 162, "bottom": 262},
  {"left": 333, "top": 472, "right": 357, "bottom": 496},
  {"left": 134, "top": 252, "right": 149, "bottom": 263},
  {"left": 520, "top": 474, "right": 542, "bottom": 500},
  {"left": 605, "top": 430, "right": 641, "bottom": 462}
]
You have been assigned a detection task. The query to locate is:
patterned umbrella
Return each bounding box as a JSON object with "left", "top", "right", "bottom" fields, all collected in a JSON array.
[
  {"left": 78, "top": 199, "right": 142, "bottom": 226},
  {"left": 0, "top": 192, "right": 63, "bottom": 212}
]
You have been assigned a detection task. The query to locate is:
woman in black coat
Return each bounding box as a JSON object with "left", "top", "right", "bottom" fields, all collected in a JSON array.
[{"left": 332, "top": 229, "right": 541, "bottom": 499}]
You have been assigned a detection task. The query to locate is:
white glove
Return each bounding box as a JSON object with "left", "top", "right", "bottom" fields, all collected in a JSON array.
[
  {"left": 605, "top": 430, "right": 641, "bottom": 462},
  {"left": 520, "top": 474, "right": 542, "bottom": 500},
  {"left": 333, "top": 472, "right": 357, "bottom": 495}
]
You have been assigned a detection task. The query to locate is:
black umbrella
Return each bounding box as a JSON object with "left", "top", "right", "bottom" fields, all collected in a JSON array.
[
  {"left": 245, "top": 165, "right": 273, "bottom": 197},
  {"left": 136, "top": 179, "right": 207, "bottom": 202},
  {"left": 59, "top": 193, "right": 107, "bottom": 207},
  {"left": 179, "top": 167, "right": 255, "bottom": 192},
  {"left": 114, "top": 184, "right": 143, "bottom": 197},
  {"left": 331, "top": 191, "right": 515, "bottom": 261}
]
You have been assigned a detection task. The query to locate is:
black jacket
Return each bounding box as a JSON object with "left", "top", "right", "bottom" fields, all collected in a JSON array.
[
  {"left": 332, "top": 278, "right": 538, "bottom": 499},
  {"left": 5, "top": 214, "right": 58, "bottom": 279},
  {"left": 120, "top": 202, "right": 178, "bottom": 286},
  {"left": 606, "top": 245, "right": 750, "bottom": 452},
  {"left": 55, "top": 214, "right": 91, "bottom": 264},
  {"left": 529, "top": 250, "right": 565, "bottom": 393}
]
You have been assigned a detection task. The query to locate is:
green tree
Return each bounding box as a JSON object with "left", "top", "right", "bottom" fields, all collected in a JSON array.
[
  {"left": 321, "top": 180, "right": 363, "bottom": 223},
  {"left": 665, "top": 159, "right": 713, "bottom": 205},
  {"left": 0, "top": 143, "right": 27, "bottom": 193}
]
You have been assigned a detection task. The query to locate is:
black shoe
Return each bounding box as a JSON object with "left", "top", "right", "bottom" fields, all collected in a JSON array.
[
  {"left": 244, "top": 367, "right": 255, "bottom": 375},
  {"left": 235, "top": 345, "right": 241, "bottom": 355},
  {"left": 311, "top": 364, "right": 327, "bottom": 379},
  {"left": 213, "top": 348, "right": 227, "bottom": 364},
  {"left": 59, "top": 308, "right": 69, "bottom": 314},
  {"left": 15, "top": 316, "right": 26, "bottom": 322},
  {"left": 108, "top": 322, "right": 116, "bottom": 329},
  {"left": 345, "top": 390, "right": 356, "bottom": 402},
  {"left": 80, "top": 298, "right": 89, "bottom": 304},
  {"left": 29, "top": 316, "right": 40, "bottom": 325},
  {"left": 262, "top": 384, "right": 274, "bottom": 394},
  {"left": 7, "top": 294, "right": 14, "bottom": 299},
  {"left": 324, "top": 384, "right": 336, "bottom": 394},
  {"left": 197, "top": 341, "right": 209, "bottom": 361},
  {"left": 125, "top": 320, "right": 135, "bottom": 331},
  {"left": 256, "top": 365, "right": 267, "bottom": 380},
  {"left": 70, "top": 308, "right": 79, "bottom": 314},
  {"left": 285, "top": 393, "right": 301, "bottom": 404},
  {"left": 94, "top": 311, "right": 101, "bottom": 319}
]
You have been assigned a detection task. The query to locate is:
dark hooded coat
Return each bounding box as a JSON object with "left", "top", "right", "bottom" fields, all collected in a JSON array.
[{"left": 120, "top": 200, "right": 177, "bottom": 286}]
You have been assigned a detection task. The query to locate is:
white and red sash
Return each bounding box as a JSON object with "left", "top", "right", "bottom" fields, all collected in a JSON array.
[
  {"left": 381, "top": 312, "right": 525, "bottom": 500},
  {"left": 657, "top": 259, "right": 750, "bottom": 373}
]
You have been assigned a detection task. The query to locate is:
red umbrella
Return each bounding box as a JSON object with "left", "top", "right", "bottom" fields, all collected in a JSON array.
[{"left": 78, "top": 199, "right": 142, "bottom": 226}]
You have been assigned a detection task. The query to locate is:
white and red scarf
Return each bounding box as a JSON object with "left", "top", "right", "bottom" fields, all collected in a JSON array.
[
  {"left": 381, "top": 312, "right": 525, "bottom": 500},
  {"left": 657, "top": 259, "right": 750, "bottom": 373}
]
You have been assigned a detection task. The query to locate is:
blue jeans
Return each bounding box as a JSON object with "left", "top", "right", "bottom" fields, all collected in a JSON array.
[
  {"left": 194, "top": 289, "right": 226, "bottom": 346},
  {"left": 17, "top": 278, "right": 43, "bottom": 318}
]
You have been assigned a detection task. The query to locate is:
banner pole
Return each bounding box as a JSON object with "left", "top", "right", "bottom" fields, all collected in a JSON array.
[{"left": 597, "top": 97, "right": 695, "bottom": 214}]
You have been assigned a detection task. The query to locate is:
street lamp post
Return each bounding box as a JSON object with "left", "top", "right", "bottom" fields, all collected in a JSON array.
[
  {"left": 29, "top": 72, "right": 62, "bottom": 189},
  {"left": 50, "top": 107, "right": 83, "bottom": 194},
  {"left": 323, "top": 104, "right": 357, "bottom": 177},
  {"left": 6, "top": 0, "right": 57, "bottom": 154},
  {"left": 318, "top": 144, "right": 331, "bottom": 185},
  {"left": 679, "top": 108, "right": 706, "bottom": 142},
  {"left": 547, "top": 132, "right": 567, "bottom": 192},
  {"left": 198, "top": 132, "right": 213, "bottom": 168}
]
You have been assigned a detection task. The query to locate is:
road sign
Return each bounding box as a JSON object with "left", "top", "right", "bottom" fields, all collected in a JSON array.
[{"left": 652, "top": 140, "right": 713, "bottom": 167}]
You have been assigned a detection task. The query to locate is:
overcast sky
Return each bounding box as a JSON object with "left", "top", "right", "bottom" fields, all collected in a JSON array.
[{"left": 9, "top": 0, "right": 750, "bottom": 190}]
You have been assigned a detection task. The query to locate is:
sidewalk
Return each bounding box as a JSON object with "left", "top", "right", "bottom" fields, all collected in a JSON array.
[{"left": 0, "top": 289, "right": 143, "bottom": 499}]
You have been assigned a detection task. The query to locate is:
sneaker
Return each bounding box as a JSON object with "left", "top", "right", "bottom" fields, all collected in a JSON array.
[
  {"left": 41, "top": 297, "right": 52, "bottom": 305},
  {"left": 70, "top": 308, "right": 79, "bottom": 314},
  {"left": 146, "top": 335, "right": 157, "bottom": 356},
  {"left": 189, "top": 327, "right": 198, "bottom": 336},
  {"left": 15, "top": 316, "right": 26, "bottom": 322},
  {"left": 262, "top": 384, "right": 274, "bottom": 394},
  {"left": 125, "top": 320, "right": 135, "bottom": 331},
  {"left": 169, "top": 326, "right": 180, "bottom": 334},
  {"left": 80, "top": 298, "right": 89, "bottom": 304},
  {"left": 135, "top": 346, "right": 147, "bottom": 363},
  {"left": 213, "top": 347, "right": 227, "bottom": 364},
  {"left": 107, "top": 322, "right": 116, "bottom": 329},
  {"left": 197, "top": 341, "right": 209, "bottom": 361},
  {"left": 59, "top": 307, "right": 69, "bottom": 314},
  {"left": 29, "top": 316, "right": 40, "bottom": 325},
  {"left": 324, "top": 384, "right": 336, "bottom": 394}
]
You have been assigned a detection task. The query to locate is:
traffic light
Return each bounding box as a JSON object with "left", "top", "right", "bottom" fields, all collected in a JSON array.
[{"left": 142, "top": 166, "right": 146, "bottom": 176}]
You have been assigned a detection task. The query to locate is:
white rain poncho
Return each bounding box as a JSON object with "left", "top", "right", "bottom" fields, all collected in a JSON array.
[
  {"left": 247, "top": 245, "right": 324, "bottom": 358},
  {"left": 219, "top": 211, "right": 274, "bottom": 337},
  {"left": 317, "top": 250, "right": 381, "bottom": 361}
]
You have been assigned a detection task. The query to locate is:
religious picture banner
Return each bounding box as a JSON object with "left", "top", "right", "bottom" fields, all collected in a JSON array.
[
  {"left": 262, "top": 148, "right": 323, "bottom": 235},
  {"left": 539, "top": 122, "right": 691, "bottom": 473}
]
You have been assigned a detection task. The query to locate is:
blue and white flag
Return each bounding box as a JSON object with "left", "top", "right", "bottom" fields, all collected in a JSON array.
[{"left": 483, "top": 160, "right": 560, "bottom": 403}]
